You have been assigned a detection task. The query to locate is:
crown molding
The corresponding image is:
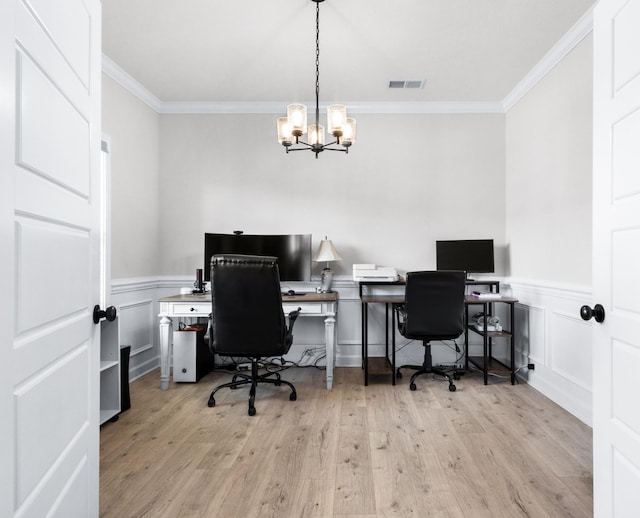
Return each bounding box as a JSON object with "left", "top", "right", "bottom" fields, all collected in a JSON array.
[
  {"left": 502, "top": 6, "right": 594, "bottom": 112},
  {"left": 158, "top": 100, "right": 504, "bottom": 115},
  {"left": 343, "top": 102, "right": 504, "bottom": 114},
  {"left": 102, "top": 7, "right": 594, "bottom": 117},
  {"left": 102, "top": 54, "right": 163, "bottom": 112}
]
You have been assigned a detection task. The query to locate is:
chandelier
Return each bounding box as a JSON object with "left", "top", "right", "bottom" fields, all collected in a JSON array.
[{"left": 276, "top": 0, "right": 356, "bottom": 158}]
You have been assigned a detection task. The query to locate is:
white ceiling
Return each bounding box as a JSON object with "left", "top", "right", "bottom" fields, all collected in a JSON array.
[{"left": 102, "top": 0, "right": 595, "bottom": 107}]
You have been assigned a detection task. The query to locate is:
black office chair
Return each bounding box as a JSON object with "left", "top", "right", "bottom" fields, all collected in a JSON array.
[
  {"left": 207, "top": 254, "right": 300, "bottom": 416},
  {"left": 396, "top": 270, "right": 466, "bottom": 392}
]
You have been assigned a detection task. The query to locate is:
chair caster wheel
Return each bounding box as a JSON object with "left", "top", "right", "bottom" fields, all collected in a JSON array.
[
  {"left": 290, "top": 392, "right": 297, "bottom": 401},
  {"left": 208, "top": 397, "right": 216, "bottom": 407},
  {"left": 409, "top": 383, "right": 417, "bottom": 391},
  {"left": 248, "top": 406, "right": 256, "bottom": 416},
  {"left": 449, "top": 384, "right": 457, "bottom": 392}
]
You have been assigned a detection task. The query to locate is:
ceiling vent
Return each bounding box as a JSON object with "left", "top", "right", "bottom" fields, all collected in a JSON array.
[{"left": 388, "top": 80, "right": 425, "bottom": 89}]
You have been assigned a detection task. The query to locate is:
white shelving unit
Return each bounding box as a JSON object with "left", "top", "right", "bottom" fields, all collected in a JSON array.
[{"left": 100, "top": 317, "right": 120, "bottom": 424}]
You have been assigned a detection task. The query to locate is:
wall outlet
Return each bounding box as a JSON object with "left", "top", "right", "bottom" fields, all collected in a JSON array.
[{"left": 527, "top": 363, "right": 535, "bottom": 370}]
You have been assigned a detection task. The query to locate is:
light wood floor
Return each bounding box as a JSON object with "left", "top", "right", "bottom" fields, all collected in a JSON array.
[{"left": 100, "top": 366, "right": 592, "bottom": 518}]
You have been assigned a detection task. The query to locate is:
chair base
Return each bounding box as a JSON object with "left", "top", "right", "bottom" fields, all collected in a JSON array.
[
  {"left": 396, "top": 341, "right": 458, "bottom": 392},
  {"left": 207, "top": 358, "right": 296, "bottom": 415}
]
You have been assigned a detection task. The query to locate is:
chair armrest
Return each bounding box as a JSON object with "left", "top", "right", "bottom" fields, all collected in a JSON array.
[
  {"left": 287, "top": 307, "right": 301, "bottom": 331},
  {"left": 394, "top": 304, "right": 407, "bottom": 324}
]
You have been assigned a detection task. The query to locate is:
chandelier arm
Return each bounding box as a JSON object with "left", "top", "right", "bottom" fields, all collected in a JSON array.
[{"left": 321, "top": 147, "right": 348, "bottom": 153}]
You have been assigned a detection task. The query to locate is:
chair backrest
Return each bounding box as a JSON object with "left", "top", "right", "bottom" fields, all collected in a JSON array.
[
  {"left": 210, "top": 254, "right": 288, "bottom": 357},
  {"left": 402, "top": 270, "right": 466, "bottom": 340}
]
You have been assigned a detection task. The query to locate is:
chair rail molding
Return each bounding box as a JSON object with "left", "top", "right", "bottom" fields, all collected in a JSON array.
[{"left": 109, "top": 275, "right": 593, "bottom": 425}]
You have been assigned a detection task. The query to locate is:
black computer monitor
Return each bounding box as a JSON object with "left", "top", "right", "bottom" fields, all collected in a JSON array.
[
  {"left": 203, "top": 233, "right": 312, "bottom": 282},
  {"left": 436, "top": 239, "right": 495, "bottom": 275}
]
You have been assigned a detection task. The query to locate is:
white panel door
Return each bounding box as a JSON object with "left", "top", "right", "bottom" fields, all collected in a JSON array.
[
  {"left": 592, "top": 0, "right": 640, "bottom": 516},
  {"left": 0, "top": 0, "right": 102, "bottom": 516}
]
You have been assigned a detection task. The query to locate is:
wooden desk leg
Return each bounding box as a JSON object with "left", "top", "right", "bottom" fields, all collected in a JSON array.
[
  {"left": 159, "top": 315, "right": 173, "bottom": 390},
  {"left": 324, "top": 312, "right": 336, "bottom": 390}
]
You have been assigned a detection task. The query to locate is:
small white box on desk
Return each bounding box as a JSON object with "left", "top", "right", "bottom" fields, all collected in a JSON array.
[{"left": 353, "top": 264, "right": 398, "bottom": 282}]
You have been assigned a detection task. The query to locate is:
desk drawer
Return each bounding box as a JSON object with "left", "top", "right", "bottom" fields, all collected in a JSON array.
[
  {"left": 168, "top": 302, "right": 211, "bottom": 316},
  {"left": 283, "top": 303, "right": 322, "bottom": 315}
]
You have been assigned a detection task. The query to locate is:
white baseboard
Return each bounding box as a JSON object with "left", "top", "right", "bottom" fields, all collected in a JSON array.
[{"left": 110, "top": 275, "right": 593, "bottom": 426}]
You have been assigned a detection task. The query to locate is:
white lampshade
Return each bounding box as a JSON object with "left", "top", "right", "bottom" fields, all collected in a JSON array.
[
  {"left": 341, "top": 118, "right": 356, "bottom": 147},
  {"left": 287, "top": 104, "right": 307, "bottom": 136},
  {"left": 277, "top": 117, "right": 294, "bottom": 145},
  {"left": 327, "top": 104, "right": 347, "bottom": 137},
  {"left": 314, "top": 238, "right": 342, "bottom": 263}
]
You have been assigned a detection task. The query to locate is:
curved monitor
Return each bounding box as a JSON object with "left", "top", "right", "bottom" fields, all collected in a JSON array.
[
  {"left": 204, "top": 233, "right": 312, "bottom": 282},
  {"left": 436, "top": 239, "right": 494, "bottom": 274}
]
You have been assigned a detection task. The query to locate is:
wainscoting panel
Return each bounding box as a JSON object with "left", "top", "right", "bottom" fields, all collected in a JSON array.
[
  {"left": 509, "top": 280, "right": 593, "bottom": 425},
  {"left": 111, "top": 280, "right": 162, "bottom": 382},
  {"left": 515, "top": 302, "right": 546, "bottom": 367},
  {"left": 119, "top": 300, "right": 153, "bottom": 355},
  {"left": 110, "top": 276, "right": 594, "bottom": 426},
  {"left": 551, "top": 312, "right": 592, "bottom": 391}
]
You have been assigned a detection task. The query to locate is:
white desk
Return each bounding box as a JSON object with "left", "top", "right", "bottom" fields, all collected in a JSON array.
[{"left": 158, "top": 291, "right": 339, "bottom": 390}]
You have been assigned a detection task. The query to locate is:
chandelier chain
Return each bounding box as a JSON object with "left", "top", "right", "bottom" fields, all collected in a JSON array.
[{"left": 315, "top": 0, "right": 320, "bottom": 130}]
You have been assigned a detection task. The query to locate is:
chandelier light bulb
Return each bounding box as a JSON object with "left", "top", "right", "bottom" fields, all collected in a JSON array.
[{"left": 308, "top": 124, "right": 325, "bottom": 146}]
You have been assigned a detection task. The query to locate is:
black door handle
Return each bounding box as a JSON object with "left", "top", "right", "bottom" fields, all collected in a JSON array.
[
  {"left": 580, "top": 304, "right": 605, "bottom": 323},
  {"left": 93, "top": 305, "right": 117, "bottom": 324}
]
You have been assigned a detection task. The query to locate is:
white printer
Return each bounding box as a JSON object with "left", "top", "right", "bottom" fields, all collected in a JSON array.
[{"left": 352, "top": 264, "right": 398, "bottom": 282}]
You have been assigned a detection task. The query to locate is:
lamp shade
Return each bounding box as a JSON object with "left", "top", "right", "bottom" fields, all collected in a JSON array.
[
  {"left": 308, "top": 124, "right": 325, "bottom": 146},
  {"left": 287, "top": 104, "right": 307, "bottom": 136},
  {"left": 277, "top": 117, "right": 294, "bottom": 145},
  {"left": 341, "top": 118, "right": 356, "bottom": 146},
  {"left": 314, "top": 239, "right": 342, "bottom": 263},
  {"left": 327, "top": 104, "right": 347, "bottom": 136}
]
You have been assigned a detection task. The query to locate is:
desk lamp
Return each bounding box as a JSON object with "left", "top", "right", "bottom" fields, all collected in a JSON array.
[{"left": 314, "top": 237, "right": 342, "bottom": 292}]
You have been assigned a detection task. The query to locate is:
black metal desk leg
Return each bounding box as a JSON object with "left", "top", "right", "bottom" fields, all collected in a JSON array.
[
  {"left": 384, "top": 303, "right": 389, "bottom": 363},
  {"left": 464, "top": 303, "right": 469, "bottom": 370},
  {"left": 361, "top": 302, "right": 365, "bottom": 369},
  {"left": 364, "top": 302, "right": 369, "bottom": 386},
  {"left": 483, "top": 301, "right": 489, "bottom": 385},
  {"left": 391, "top": 304, "right": 396, "bottom": 385},
  {"left": 510, "top": 302, "right": 516, "bottom": 385}
]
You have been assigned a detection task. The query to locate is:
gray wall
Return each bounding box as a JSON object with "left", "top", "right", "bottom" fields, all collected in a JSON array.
[
  {"left": 158, "top": 112, "right": 506, "bottom": 278},
  {"left": 102, "top": 76, "right": 161, "bottom": 279},
  {"left": 103, "top": 55, "right": 593, "bottom": 288},
  {"left": 506, "top": 35, "right": 593, "bottom": 287}
]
